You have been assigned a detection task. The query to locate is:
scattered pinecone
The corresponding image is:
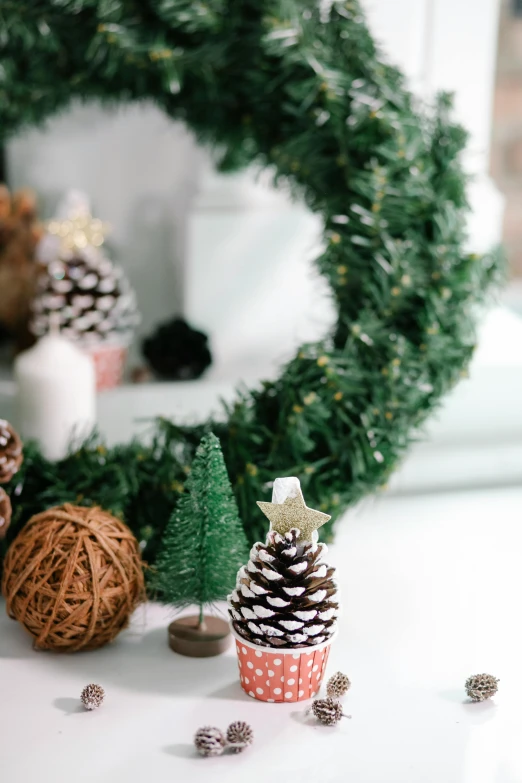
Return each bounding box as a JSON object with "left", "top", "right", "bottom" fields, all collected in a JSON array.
[
  {"left": 194, "top": 727, "right": 227, "bottom": 757},
  {"left": 0, "top": 487, "right": 12, "bottom": 538},
  {"left": 228, "top": 528, "right": 339, "bottom": 648},
  {"left": 226, "top": 721, "right": 254, "bottom": 753},
  {"left": 312, "top": 697, "right": 345, "bottom": 726},
  {"left": 326, "top": 671, "right": 351, "bottom": 699},
  {"left": 80, "top": 683, "right": 105, "bottom": 710},
  {"left": 465, "top": 674, "right": 499, "bottom": 702},
  {"left": 0, "top": 420, "right": 23, "bottom": 484}
]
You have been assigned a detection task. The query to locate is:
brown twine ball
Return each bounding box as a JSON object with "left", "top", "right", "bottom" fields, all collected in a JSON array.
[{"left": 1, "top": 503, "right": 145, "bottom": 652}]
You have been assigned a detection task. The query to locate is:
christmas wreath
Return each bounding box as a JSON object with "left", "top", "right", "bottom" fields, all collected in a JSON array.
[{"left": 0, "top": 0, "right": 503, "bottom": 563}]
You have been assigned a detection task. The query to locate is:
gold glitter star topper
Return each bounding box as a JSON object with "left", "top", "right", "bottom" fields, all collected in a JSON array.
[
  {"left": 257, "top": 477, "right": 330, "bottom": 542},
  {"left": 47, "top": 210, "right": 110, "bottom": 253}
]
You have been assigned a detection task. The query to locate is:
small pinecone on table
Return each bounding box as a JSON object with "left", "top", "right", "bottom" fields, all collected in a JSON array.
[
  {"left": 30, "top": 250, "right": 138, "bottom": 348},
  {"left": 0, "top": 487, "right": 12, "bottom": 538},
  {"left": 226, "top": 721, "right": 254, "bottom": 753},
  {"left": 194, "top": 727, "right": 227, "bottom": 757},
  {"left": 326, "top": 671, "right": 351, "bottom": 699},
  {"left": 80, "top": 683, "right": 105, "bottom": 710},
  {"left": 312, "top": 697, "right": 344, "bottom": 726},
  {"left": 0, "top": 420, "right": 23, "bottom": 484},
  {"left": 228, "top": 528, "right": 339, "bottom": 648},
  {"left": 465, "top": 673, "right": 499, "bottom": 702}
]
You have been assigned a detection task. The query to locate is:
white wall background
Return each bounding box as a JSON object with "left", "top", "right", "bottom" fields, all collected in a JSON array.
[
  {"left": 8, "top": 105, "right": 206, "bottom": 363},
  {"left": 6, "top": 0, "right": 502, "bottom": 376}
]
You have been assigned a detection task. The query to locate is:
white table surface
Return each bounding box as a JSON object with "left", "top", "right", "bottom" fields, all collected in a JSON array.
[{"left": 1, "top": 485, "right": 521, "bottom": 783}]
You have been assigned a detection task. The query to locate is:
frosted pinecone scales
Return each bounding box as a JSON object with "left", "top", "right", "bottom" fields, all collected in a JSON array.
[
  {"left": 228, "top": 529, "right": 339, "bottom": 648},
  {"left": 31, "top": 252, "right": 138, "bottom": 346}
]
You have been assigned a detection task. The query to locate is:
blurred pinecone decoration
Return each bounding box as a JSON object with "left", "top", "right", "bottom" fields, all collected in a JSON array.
[
  {"left": 30, "top": 191, "right": 139, "bottom": 351},
  {"left": 0, "top": 185, "right": 43, "bottom": 349}
]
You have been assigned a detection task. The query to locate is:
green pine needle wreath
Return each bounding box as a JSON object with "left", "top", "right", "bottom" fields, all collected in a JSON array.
[{"left": 0, "top": 0, "right": 504, "bottom": 567}]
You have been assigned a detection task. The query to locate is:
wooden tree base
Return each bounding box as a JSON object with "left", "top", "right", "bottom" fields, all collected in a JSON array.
[{"left": 168, "top": 616, "right": 231, "bottom": 657}]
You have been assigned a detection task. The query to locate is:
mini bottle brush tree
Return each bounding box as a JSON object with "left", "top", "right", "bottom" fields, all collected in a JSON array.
[{"left": 154, "top": 432, "right": 249, "bottom": 657}]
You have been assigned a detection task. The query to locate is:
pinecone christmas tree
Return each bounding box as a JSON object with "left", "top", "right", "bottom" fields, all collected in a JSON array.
[
  {"left": 228, "top": 527, "right": 339, "bottom": 648},
  {"left": 30, "top": 191, "right": 139, "bottom": 348}
]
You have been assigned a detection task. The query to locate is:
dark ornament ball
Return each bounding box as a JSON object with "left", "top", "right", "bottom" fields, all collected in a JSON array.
[
  {"left": 226, "top": 721, "right": 254, "bottom": 753},
  {"left": 142, "top": 317, "right": 212, "bottom": 380},
  {"left": 194, "top": 726, "right": 227, "bottom": 757},
  {"left": 465, "top": 673, "right": 499, "bottom": 702},
  {"left": 312, "top": 697, "right": 344, "bottom": 726}
]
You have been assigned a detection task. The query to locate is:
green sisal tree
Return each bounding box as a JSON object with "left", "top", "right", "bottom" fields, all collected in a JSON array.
[{"left": 155, "top": 432, "right": 249, "bottom": 655}]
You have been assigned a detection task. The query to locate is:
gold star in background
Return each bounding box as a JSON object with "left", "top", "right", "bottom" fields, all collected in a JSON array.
[
  {"left": 47, "top": 211, "right": 110, "bottom": 252},
  {"left": 257, "top": 494, "right": 331, "bottom": 543}
]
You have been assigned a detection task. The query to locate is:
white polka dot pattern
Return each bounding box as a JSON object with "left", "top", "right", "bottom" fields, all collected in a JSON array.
[{"left": 235, "top": 640, "right": 331, "bottom": 703}]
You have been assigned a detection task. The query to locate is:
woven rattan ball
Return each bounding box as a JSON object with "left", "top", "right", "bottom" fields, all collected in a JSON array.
[{"left": 1, "top": 503, "right": 145, "bottom": 652}]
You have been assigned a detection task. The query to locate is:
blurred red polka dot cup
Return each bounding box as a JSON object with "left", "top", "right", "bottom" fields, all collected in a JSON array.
[
  {"left": 86, "top": 342, "right": 127, "bottom": 391},
  {"left": 232, "top": 629, "right": 334, "bottom": 703}
]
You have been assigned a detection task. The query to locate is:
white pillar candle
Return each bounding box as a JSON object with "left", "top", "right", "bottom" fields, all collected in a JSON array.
[{"left": 14, "top": 334, "right": 96, "bottom": 461}]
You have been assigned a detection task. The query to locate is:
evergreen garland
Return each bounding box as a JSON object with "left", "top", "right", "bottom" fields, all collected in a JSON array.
[{"left": 0, "top": 1, "right": 504, "bottom": 570}]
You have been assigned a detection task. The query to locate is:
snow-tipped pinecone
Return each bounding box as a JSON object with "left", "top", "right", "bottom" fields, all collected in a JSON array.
[
  {"left": 0, "top": 420, "right": 23, "bottom": 484},
  {"left": 0, "top": 487, "right": 12, "bottom": 538},
  {"left": 80, "top": 683, "right": 105, "bottom": 710},
  {"left": 312, "top": 698, "right": 344, "bottom": 726},
  {"left": 194, "top": 727, "right": 226, "bottom": 757},
  {"left": 465, "top": 674, "right": 499, "bottom": 702},
  {"left": 326, "top": 671, "right": 351, "bottom": 699},
  {"left": 228, "top": 528, "right": 339, "bottom": 648},
  {"left": 31, "top": 250, "right": 138, "bottom": 348},
  {"left": 226, "top": 721, "right": 254, "bottom": 753}
]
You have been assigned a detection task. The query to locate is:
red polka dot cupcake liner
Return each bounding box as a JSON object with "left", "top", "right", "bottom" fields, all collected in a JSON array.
[
  {"left": 231, "top": 629, "right": 334, "bottom": 703},
  {"left": 86, "top": 343, "right": 127, "bottom": 391}
]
